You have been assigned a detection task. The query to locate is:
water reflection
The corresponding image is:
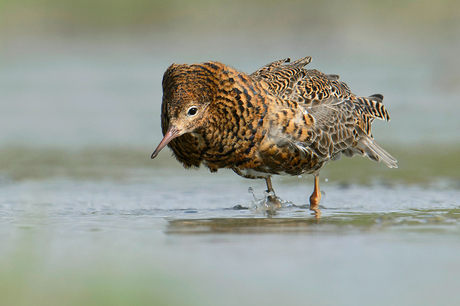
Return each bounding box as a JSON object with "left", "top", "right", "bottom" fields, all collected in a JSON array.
[
  {"left": 166, "top": 217, "right": 321, "bottom": 235},
  {"left": 165, "top": 208, "right": 460, "bottom": 235}
]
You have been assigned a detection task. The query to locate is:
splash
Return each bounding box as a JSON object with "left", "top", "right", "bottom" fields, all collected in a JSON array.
[{"left": 248, "top": 187, "right": 294, "bottom": 214}]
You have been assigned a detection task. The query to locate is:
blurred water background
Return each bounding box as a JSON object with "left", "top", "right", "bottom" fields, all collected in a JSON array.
[{"left": 1, "top": 1, "right": 460, "bottom": 305}]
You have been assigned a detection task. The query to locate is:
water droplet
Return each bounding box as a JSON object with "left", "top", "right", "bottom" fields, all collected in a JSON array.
[
  {"left": 248, "top": 187, "right": 258, "bottom": 201},
  {"left": 325, "top": 178, "right": 329, "bottom": 182},
  {"left": 298, "top": 175, "right": 302, "bottom": 178}
]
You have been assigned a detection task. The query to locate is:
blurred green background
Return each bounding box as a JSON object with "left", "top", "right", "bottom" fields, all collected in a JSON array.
[{"left": 1, "top": 0, "right": 459, "bottom": 36}]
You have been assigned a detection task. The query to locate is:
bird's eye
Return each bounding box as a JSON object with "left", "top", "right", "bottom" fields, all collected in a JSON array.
[{"left": 187, "top": 106, "right": 198, "bottom": 116}]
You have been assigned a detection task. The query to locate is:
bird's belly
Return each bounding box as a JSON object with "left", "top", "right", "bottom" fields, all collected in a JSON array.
[{"left": 233, "top": 143, "right": 325, "bottom": 179}]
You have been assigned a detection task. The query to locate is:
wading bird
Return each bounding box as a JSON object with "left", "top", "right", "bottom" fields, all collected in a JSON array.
[{"left": 151, "top": 57, "right": 397, "bottom": 216}]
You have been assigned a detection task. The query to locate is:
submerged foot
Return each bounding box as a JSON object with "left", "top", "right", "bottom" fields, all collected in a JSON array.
[
  {"left": 267, "top": 195, "right": 282, "bottom": 208},
  {"left": 309, "top": 194, "right": 322, "bottom": 219},
  {"left": 248, "top": 187, "right": 294, "bottom": 216}
]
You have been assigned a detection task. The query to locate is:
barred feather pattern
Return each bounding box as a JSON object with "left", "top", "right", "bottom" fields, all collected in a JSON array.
[{"left": 158, "top": 56, "right": 397, "bottom": 182}]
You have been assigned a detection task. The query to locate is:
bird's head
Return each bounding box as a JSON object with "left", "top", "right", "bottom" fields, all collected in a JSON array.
[{"left": 151, "top": 62, "right": 221, "bottom": 159}]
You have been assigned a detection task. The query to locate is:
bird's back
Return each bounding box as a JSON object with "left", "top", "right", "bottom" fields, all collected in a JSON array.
[{"left": 249, "top": 57, "right": 397, "bottom": 170}]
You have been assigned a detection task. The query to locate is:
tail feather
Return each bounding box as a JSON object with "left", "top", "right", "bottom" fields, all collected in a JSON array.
[
  {"left": 355, "top": 95, "right": 390, "bottom": 121},
  {"left": 360, "top": 136, "right": 398, "bottom": 168}
]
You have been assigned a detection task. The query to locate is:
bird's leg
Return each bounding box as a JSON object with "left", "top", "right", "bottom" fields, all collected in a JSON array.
[
  {"left": 264, "top": 176, "right": 276, "bottom": 195},
  {"left": 309, "top": 175, "right": 321, "bottom": 213},
  {"left": 264, "top": 176, "right": 281, "bottom": 209}
]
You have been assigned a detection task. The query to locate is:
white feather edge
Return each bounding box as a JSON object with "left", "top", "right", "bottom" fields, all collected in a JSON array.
[{"left": 360, "top": 136, "right": 398, "bottom": 168}]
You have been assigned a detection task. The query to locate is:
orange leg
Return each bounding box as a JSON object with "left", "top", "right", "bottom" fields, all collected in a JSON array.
[{"left": 309, "top": 175, "right": 321, "bottom": 209}]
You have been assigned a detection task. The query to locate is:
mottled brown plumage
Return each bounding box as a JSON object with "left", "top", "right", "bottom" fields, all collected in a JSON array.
[{"left": 152, "top": 57, "right": 397, "bottom": 215}]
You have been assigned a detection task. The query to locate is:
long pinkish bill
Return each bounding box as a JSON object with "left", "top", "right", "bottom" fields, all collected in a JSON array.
[{"left": 151, "top": 126, "right": 179, "bottom": 159}]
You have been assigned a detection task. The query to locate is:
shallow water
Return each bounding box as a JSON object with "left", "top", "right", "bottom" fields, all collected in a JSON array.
[{"left": 1, "top": 160, "right": 460, "bottom": 305}]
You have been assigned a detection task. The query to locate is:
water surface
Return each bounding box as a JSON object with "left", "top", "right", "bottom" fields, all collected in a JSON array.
[{"left": 1, "top": 149, "right": 460, "bottom": 305}]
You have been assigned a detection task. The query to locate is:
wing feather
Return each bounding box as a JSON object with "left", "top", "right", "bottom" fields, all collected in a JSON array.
[{"left": 253, "top": 56, "right": 397, "bottom": 168}]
